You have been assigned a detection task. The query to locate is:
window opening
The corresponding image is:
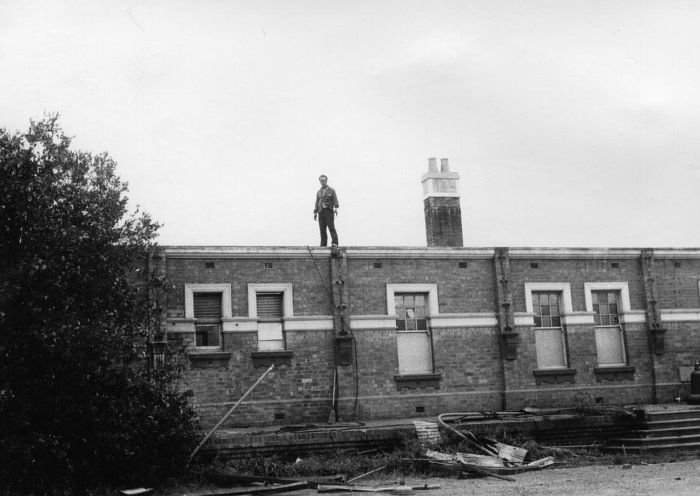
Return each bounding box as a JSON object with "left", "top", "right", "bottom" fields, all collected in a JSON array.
[
  {"left": 592, "top": 290, "right": 625, "bottom": 366},
  {"left": 395, "top": 293, "right": 432, "bottom": 374},
  {"left": 532, "top": 291, "right": 566, "bottom": 368},
  {"left": 193, "top": 292, "right": 222, "bottom": 347},
  {"left": 256, "top": 292, "right": 284, "bottom": 351}
]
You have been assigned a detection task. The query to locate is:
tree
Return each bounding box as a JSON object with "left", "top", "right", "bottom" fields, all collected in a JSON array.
[{"left": 0, "top": 116, "right": 198, "bottom": 494}]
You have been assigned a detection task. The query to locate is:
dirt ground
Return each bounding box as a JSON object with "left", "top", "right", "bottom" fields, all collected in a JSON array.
[{"left": 279, "top": 460, "right": 700, "bottom": 496}]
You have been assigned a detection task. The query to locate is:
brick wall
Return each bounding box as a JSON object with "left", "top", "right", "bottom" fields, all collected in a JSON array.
[
  {"left": 163, "top": 247, "right": 700, "bottom": 427},
  {"left": 169, "top": 329, "right": 335, "bottom": 427},
  {"left": 346, "top": 257, "right": 495, "bottom": 314},
  {"left": 166, "top": 257, "right": 333, "bottom": 319},
  {"left": 509, "top": 257, "right": 647, "bottom": 312},
  {"left": 652, "top": 258, "right": 700, "bottom": 308}
]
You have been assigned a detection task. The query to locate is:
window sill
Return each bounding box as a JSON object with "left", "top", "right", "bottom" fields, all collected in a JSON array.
[
  {"left": 251, "top": 350, "right": 293, "bottom": 367},
  {"left": 187, "top": 351, "right": 231, "bottom": 369},
  {"left": 533, "top": 368, "right": 577, "bottom": 385},
  {"left": 394, "top": 373, "right": 442, "bottom": 390},
  {"left": 594, "top": 365, "right": 635, "bottom": 382}
]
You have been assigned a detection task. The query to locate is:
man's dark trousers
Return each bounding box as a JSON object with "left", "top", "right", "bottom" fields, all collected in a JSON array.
[{"left": 318, "top": 208, "right": 338, "bottom": 246}]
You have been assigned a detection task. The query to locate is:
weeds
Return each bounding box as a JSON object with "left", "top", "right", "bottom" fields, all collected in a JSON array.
[{"left": 201, "top": 438, "right": 425, "bottom": 481}]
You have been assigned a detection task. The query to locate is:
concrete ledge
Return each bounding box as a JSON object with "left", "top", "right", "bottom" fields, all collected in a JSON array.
[
  {"left": 394, "top": 373, "right": 442, "bottom": 390},
  {"left": 201, "top": 412, "right": 638, "bottom": 459},
  {"left": 188, "top": 352, "right": 231, "bottom": 368},
  {"left": 533, "top": 368, "right": 577, "bottom": 385},
  {"left": 594, "top": 366, "right": 636, "bottom": 382},
  {"left": 251, "top": 350, "right": 294, "bottom": 367},
  {"left": 204, "top": 422, "right": 415, "bottom": 459}
]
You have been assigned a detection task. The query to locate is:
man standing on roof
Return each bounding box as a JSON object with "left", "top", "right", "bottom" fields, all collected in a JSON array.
[{"left": 313, "top": 174, "right": 339, "bottom": 247}]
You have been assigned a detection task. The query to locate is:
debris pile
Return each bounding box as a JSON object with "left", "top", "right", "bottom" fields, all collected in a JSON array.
[
  {"left": 420, "top": 449, "right": 554, "bottom": 482},
  {"left": 170, "top": 407, "right": 563, "bottom": 495},
  {"left": 405, "top": 414, "right": 555, "bottom": 482}
]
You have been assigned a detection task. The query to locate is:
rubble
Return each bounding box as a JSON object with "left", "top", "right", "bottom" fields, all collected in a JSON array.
[
  {"left": 185, "top": 410, "right": 559, "bottom": 496},
  {"left": 406, "top": 413, "right": 556, "bottom": 482}
]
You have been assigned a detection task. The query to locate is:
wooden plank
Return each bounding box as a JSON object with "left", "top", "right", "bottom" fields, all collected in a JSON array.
[
  {"left": 195, "top": 481, "right": 309, "bottom": 496},
  {"left": 318, "top": 484, "right": 440, "bottom": 493},
  {"left": 347, "top": 465, "right": 387, "bottom": 483},
  {"left": 317, "top": 484, "right": 379, "bottom": 493},
  {"left": 197, "top": 471, "right": 345, "bottom": 488},
  {"left": 457, "top": 463, "right": 515, "bottom": 482},
  {"left": 493, "top": 442, "right": 528, "bottom": 464}
]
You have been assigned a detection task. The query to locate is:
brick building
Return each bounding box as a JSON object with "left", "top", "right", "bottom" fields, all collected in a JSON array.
[{"left": 160, "top": 159, "right": 700, "bottom": 427}]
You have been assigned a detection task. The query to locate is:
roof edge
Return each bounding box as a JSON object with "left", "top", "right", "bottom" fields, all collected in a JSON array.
[{"left": 161, "top": 246, "right": 700, "bottom": 259}]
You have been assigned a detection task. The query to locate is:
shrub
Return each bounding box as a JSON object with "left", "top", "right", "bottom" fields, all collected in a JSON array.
[{"left": 0, "top": 116, "right": 199, "bottom": 494}]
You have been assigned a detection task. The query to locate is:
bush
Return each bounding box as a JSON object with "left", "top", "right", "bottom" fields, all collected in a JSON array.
[{"left": 0, "top": 116, "right": 199, "bottom": 494}]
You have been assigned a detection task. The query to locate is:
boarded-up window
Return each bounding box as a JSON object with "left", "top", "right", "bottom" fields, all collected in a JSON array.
[
  {"left": 256, "top": 292, "right": 284, "bottom": 351},
  {"left": 532, "top": 292, "right": 567, "bottom": 369},
  {"left": 194, "top": 292, "right": 222, "bottom": 347},
  {"left": 395, "top": 293, "right": 432, "bottom": 374}
]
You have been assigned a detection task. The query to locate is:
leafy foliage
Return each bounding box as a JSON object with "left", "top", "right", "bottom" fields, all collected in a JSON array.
[{"left": 0, "top": 116, "right": 198, "bottom": 494}]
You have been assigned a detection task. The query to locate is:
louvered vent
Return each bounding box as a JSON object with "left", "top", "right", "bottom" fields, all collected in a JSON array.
[
  {"left": 193, "top": 293, "right": 222, "bottom": 320},
  {"left": 256, "top": 293, "right": 283, "bottom": 319}
]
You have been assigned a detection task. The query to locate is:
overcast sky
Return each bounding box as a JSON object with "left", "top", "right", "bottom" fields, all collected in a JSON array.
[{"left": 2, "top": 1, "right": 700, "bottom": 248}]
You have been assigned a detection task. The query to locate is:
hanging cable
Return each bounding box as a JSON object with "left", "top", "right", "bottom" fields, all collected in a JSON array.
[
  {"left": 306, "top": 246, "right": 352, "bottom": 332},
  {"left": 306, "top": 246, "right": 359, "bottom": 420}
]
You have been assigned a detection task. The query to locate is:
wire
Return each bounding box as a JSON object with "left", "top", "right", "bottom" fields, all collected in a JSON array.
[
  {"left": 306, "top": 246, "right": 347, "bottom": 329},
  {"left": 306, "top": 246, "right": 360, "bottom": 420}
]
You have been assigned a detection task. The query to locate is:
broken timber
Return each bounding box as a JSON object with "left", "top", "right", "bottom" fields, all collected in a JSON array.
[
  {"left": 194, "top": 481, "right": 309, "bottom": 496},
  {"left": 317, "top": 484, "right": 441, "bottom": 493},
  {"left": 196, "top": 471, "right": 345, "bottom": 489},
  {"left": 346, "top": 465, "right": 388, "bottom": 483}
]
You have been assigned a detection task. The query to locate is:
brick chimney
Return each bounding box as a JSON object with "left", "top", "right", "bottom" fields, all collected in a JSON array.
[{"left": 422, "top": 157, "right": 463, "bottom": 247}]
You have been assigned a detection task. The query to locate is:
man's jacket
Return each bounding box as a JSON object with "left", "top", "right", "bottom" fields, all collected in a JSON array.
[{"left": 314, "top": 186, "right": 339, "bottom": 213}]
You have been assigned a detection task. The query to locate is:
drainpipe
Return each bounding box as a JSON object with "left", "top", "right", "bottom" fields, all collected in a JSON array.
[
  {"left": 494, "top": 247, "right": 516, "bottom": 410},
  {"left": 330, "top": 247, "right": 356, "bottom": 419},
  {"left": 641, "top": 249, "right": 661, "bottom": 404}
]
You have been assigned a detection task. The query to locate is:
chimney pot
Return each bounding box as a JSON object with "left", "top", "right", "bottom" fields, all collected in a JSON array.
[
  {"left": 428, "top": 157, "right": 437, "bottom": 172},
  {"left": 440, "top": 158, "right": 450, "bottom": 172}
]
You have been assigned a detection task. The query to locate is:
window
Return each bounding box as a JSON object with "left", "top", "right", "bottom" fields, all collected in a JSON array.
[
  {"left": 395, "top": 293, "right": 432, "bottom": 374},
  {"left": 193, "top": 292, "right": 222, "bottom": 347},
  {"left": 256, "top": 292, "right": 284, "bottom": 351},
  {"left": 532, "top": 292, "right": 567, "bottom": 369},
  {"left": 592, "top": 290, "right": 620, "bottom": 326},
  {"left": 395, "top": 293, "right": 428, "bottom": 331},
  {"left": 184, "top": 284, "right": 231, "bottom": 350},
  {"left": 592, "top": 290, "right": 626, "bottom": 366},
  {"left": 386, "top": 284, "right": 438, "bottom": 377},
  {"left": 584, "top": 282, "right": 633, "bottom": 368},
  {"left": 248, "top": 283, "right": 293, "bottom": 352}
]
